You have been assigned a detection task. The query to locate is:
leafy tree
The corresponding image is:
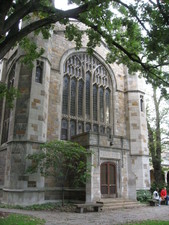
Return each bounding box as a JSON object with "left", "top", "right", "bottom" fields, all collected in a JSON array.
[
  {"left": 26, "top": 140, "right": 91, "bottom": 205},
  {"left": 0, "top": 0, "right": 168, "bottom": 104},
  {"left": 147, "top": 86, "right": 169, "bottom": 184},
  {"left": 0, "top": 0, "right": 168, "bottom": 85}
]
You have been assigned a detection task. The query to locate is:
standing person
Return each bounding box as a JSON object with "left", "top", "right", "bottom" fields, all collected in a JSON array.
[
  {"left": 153, "top": 188, "right": 161, "bottom": 206},
  {"left": 160, "top": 187, "right": 169, "bottom": 205}
]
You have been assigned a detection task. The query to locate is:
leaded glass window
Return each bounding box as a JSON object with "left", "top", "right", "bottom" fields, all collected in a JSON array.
[
  {"left": 62, "top": 75, "right": 69, "bottom": 115},
  {"left": 61, "top": 52, "right": 113, "bottom": 140},
  {"left": 100, "top": 126, "right": 105, "bottom": 134},
  {"left": 93, "top": 84, "right": 97, "bottom": 121},
  {"left": 93, "top": 124, "right": 98, "bottom": 132},
  {"left": 61, "top": 119, "right": 68, "bottom": 140},
  {"left": 86, "top": 123, "right": 91, "bottom": 132},
  {"left": 35, "top": 60, "right": 43, "bottom": 83},
  {"left": 70, "top": 78, "right": 76, "bottom": 116},
  {"left": 100, "top": 87, "right": 104, "bottom": 122},
  {"left": 78, "top": 122, "right": 84, "bottom": 134},
  {"left": 86, "top": 72, "right": 90, "bottom": 118},
  {"left": 70, "top": 120, "right": 76, "bottom": 137},
  {"left": 106, "top": 127, "right": 111, "bottom": 139},
  {"left": 106, "top": 89, "right": 110, "bottom": 123},
  {"left": 140, "top": 95, "right": 144, "bottom": 112},
  {"left": 78, "top": 80, "right": 83, "bottom": 116}
]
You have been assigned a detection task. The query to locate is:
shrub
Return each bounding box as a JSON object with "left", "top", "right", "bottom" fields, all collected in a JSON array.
[
  {"left": 137, "top": 190, "right": 152, "bottom": 202},
  {"left": 150, "top": 182, "right": 166, "bottom": 194}
]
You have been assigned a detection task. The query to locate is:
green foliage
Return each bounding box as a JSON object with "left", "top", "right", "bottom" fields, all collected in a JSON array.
[
  {"left": 147, "top": 87, "right": 169, "bottom": 184},
  {"left": 150, "top": 182, "right": 165, "bottom": 195},
  {"left": 19, "top": 38, "right": 44, "bottom": 68},
  {"left": 0, "top": 82, "right": 19, "bottom": 108},
  {"left": 136, "top": 190, "right": 152, "bottom": 203},
  {"left": 0, "top": 202, "right": 76, "bottom": 212},
  {"left": 34, "top": 25, "right": 52, "bottom": 40},
  {"left": 0, "top": 214, "right": 45, "bottom": 225},
  {"left": 86, "top": 29, "right": 101, "bottom": 54},
  {"left": 65, "top": 24, "right": 83, "bottom": 50},
  {"left": 26, "top": 140, "right": 91, "bottom": 188},
  {"left": 0, "top": 0, "right": 169, "bottom": 98}
]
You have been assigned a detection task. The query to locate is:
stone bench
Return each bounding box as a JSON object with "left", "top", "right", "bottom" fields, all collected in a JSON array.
[
  {"left": 148, "top": 199, "right": 166, "bottom": 206},
  {"left": 74, "top": 203, "right": 103, "bottom": 213},
  {"left": 148, "top": 199, "right": 159, "bottom": 206}
]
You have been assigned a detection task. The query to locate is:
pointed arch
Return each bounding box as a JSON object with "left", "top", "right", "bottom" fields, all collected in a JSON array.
[{"left": 60, "top": 49, "right": 115, "bottom": 140}]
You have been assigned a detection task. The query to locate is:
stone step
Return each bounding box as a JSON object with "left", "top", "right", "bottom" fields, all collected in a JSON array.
[
  {"left": 97, "top": 198, "right": 136, "bottom": 203},
  {"left": 102, "top": 203, "right": 144, "bottom": 210},
  {"left": 100, "top": 201, "right": 139, "bottom": 207},
  {"left": 97, "top": 198, "right": 145, "bottom": 210}
]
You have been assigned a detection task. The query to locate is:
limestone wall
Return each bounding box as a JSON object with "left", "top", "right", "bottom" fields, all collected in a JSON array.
[{"left": 125, "top": 73, "right": 150, "bottom": 190}]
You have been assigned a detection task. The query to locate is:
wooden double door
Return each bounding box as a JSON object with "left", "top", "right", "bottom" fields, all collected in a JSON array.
[{"left": 101, "top": 162, "right": 117, "bottom": 197}]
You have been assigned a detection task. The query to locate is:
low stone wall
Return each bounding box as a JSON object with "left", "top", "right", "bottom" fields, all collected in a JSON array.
[{"left": 45, "top": 188, "right": 85, "bottom": 202}]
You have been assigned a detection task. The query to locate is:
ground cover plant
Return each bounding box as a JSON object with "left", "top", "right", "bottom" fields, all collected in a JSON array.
[
  {"left": 0, "top": 202, "right": 76, "bottom": 212},
  {"left": 0, "top": 213, "right": 45, "bottom": 225}
]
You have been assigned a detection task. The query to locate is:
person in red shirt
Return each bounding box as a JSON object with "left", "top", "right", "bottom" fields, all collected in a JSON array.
[{"left": 160, "top": 187, "right": 169, "bottom": 205}]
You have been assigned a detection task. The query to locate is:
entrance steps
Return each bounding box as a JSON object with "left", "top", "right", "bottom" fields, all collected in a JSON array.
[{"left": 97, "top": 198, "right": 145, "bottom": 210}]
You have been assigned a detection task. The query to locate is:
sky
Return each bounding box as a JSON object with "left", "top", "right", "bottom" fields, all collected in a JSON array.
[{"left": 55, "top": 0, "right": 77, "bottom": 10}]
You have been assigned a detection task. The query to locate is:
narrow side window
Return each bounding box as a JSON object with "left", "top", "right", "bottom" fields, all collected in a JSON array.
[
  {"left": 140, "top": 95, "right": 144, "bottom": 112},
  {"left": 35, "top": 60, "right": 43, "bottom": 83}
]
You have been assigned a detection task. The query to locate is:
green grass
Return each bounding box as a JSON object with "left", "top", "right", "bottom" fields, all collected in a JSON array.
[
  {"left": 127, "top": 221, "right": 169, "bottom": 225},
  {"left": 0, "top": 214, "right": 45, "bottom": 225}
]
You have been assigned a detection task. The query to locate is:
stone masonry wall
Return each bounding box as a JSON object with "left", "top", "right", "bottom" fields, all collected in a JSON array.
[{"left": 125, "top": 73, "right": 150, "bottom": 190}]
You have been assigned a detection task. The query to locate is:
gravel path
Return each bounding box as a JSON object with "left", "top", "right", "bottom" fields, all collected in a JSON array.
[{"left": 1, "top": 205, "right": 169, "bottom": 225}]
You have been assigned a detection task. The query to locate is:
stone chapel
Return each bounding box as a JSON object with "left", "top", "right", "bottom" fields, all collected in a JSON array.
[{"left": 0, "top": 21, "right": 150, "bottom": 205}]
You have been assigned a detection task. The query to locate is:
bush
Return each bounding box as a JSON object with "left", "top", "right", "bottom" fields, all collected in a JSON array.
[
  {"left": 137, "top": 190, "right": 152, "bottom": 202},
  {"left": 150, "top": 182, "right": 166, "bottom": 194}
]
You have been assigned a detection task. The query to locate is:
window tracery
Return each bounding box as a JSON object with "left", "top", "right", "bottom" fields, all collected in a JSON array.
[{"left": 61, "top": 53, "right": 112, "bottom": 140}]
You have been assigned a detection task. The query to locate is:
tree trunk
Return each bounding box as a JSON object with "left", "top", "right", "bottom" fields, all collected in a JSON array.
[{"left": 148, "top": 87, "right": 163, "bottom": 185}]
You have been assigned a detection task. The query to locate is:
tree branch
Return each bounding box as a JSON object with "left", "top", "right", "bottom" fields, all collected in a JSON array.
[
  {"left": 0, "top": 5, "right": 89, "bottom": 59},
  {"left": 156, "top": 0, "right": 169, "bottom": 25},
  {"left": 0, "top": 0, "right": 13, "bottom": 36},
  {"left": 80, "top": 18, "right": 169, "bottom": 86},
  {"left": 114, "top": 0, "right": 150, "bottom": 35}
]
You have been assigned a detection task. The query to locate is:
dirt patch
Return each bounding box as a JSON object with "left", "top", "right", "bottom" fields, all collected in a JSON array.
[{"left": 0, "top": 211, "right": 10, "bottom": 218}]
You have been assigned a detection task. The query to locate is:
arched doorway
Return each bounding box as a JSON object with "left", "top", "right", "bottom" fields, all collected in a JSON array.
[{"left": 101, "top": 162, "right": 117, "bottom": 198}]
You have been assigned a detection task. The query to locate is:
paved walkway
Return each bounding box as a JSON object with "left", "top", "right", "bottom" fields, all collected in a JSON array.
[{"left": 1, "top": 205, "right": 169, "bottom": 225}]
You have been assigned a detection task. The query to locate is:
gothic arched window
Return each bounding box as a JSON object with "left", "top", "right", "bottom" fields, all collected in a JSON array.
[
  {"left": 70, "top": 78, "right": 76, "bottom": 116},
  {"left": 35, "top": 60, "right": 43, "bottom": 83},
  {"left": 86, "top": 72, "right": 90, "bottom": 119},
  {"left": 78, "top": 79, "right": 83, "bottom": 117},
  {"left": 62, "top": 75, "right": 69, "bottom": 115},
  {"left": 61, "top": 53, "right": 113, "bottom": 140},
  {"left": 106, "top": 89, "right": 110, "bottom": 123},
  {"left": 93, "top": 84, "right": 98, "bottom": 121},
  {"left": 100, "top": 87, "right": 104, "bottom": 122}
]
